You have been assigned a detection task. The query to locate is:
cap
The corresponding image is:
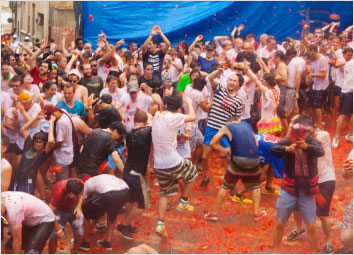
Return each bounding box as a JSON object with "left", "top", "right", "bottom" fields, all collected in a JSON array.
[
  {"left": 205, "top": 43, "right": 216, "bottom": 51},
  {"left": 24, "top": 36, "right": 30, "bottom": 41},
  {"left": 12, "top": 34, "right": 17, "bottom": 39},
  {"left": 97, "top": 94, "right": 112, "bottom": 105},
  {"left": 18, "top": 92, "right": 32, "bottom": 103},
  {"left": 67, "top": 69, "right": 82, "bottom": 79},
  {"left": 127, "top": 81, "right": 139, "bottom": 93}
]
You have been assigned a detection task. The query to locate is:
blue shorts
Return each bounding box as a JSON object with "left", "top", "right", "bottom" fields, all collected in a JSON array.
[
  {"left": 203, "top": 126, "right": 230, "bottom": 147},
  {"left": 50, "top": 209, "right": 84, "bottom": 240},
  {"left": 339, "top": 93, "right": 353, "bottom": 116},
  {"left": 310, "top": 90, "right": 327, "bottom": 109},
  {"left": 107, "top": 146, "right": 125, "bottom": 169},
  {"left": 276, "top": 188, "right": 316, "bottom": 223}
]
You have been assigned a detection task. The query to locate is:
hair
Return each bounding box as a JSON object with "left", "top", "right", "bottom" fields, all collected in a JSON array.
[
  {"left": 108, "top": 121, "right": 127, "bottom": 136},
  {"left": 33, "top": 132, "right": 48, "bottom": 144},
  {"left": 151, "top": 36, "right": 158, "bottom": 45},
  {"left": 274, "top": 51, "right": 286, "bottom": 61},
  {"left": 190, "top": 61, "right": 201, "bottom": 70},
  {"left": 303, "top": 51, "right": 315, "bottom": 61},
  {"left": 10, "top": 75, "right": 22, "bottom": 84},
  {"left": 75, "top": 38, "right": 83, "bottom": 45},
  {"left": 41, "top": 60, "right": 52, "bottom": 71},
  {"left": 143, "top": 62, "right": 153, "bottom": 69},
  {"left": 108, "top": 70, "right": 121, "bottom": 78},
  {"left": 293, "top": 116, "right": 315, "bottom": 128},
  {"left": 332, "top": 36, "right": 341, "bottom": 42},
  {"left": 193, "top": 77, "right": 206, "bottom": 91},
  {"left": 127, "top": 73, "right": 138, "bottom": 82},
  {"left": 190, "top": 69, "right": 201, "bottom": 78},
  {"left": 129, "top": 41, "right": 137, "bottom": 47},
  {"left": 42, "top": 81, "right": 57, "bottom": 92},
  {"left": 166, "top": 95, "right": 183, "bottom": 112},
  {"left": 1, "top": 61, "right": 10, "bottom": 67},
  {"left": 65, "top": 179, "right": 83, "bottom": 196},
  {"left": 1, "top": 135, "right": 10, "bottom": 147},
  {"left": 125, "top": 52, "right": 134, "bottom": 61},
  {"left": 14, "top": 66, "right": 24, "bottom": 76},
  {"left": 308, "top": 44, "right": 318, "bottom": 53},
  {"left": 236, "top": 74, "right": 244, "bottom": 87},
  {"left": 263, "top": 73, "right": 276, "bottom": 87},
  {"left": 89, "top": 58, "right": 97, "bottom": 64},
  {"left": 3, "top": 53, "right": 14, "bottom": 62},
  {"left": 106, "top": 75, "right": 118, "bottom": 84},
  {"left": 266, "top": 38, "right": 275, "bottom": 43},
  {"left": 343, "top": 47, "right": 353, "bottom": 54},
  {"left": 246, "top": 32, "right": 255, "bottom": 38},
  {"left": 134, "top": 110, "right": 148, "bottom": 123},
  {"left": 63, "top": 83, "right": 75, "bottom": 92},
  {"left": 250, "top": 61, "right": 261, "bottom": 73}
]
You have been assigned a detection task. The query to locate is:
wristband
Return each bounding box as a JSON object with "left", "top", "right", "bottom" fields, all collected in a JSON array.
[
  {"left": 88, "top": 106, "right": 93, "bottom": 110},
  {"left": 56, "top": 229, "right": 63, "bottom": 235}
]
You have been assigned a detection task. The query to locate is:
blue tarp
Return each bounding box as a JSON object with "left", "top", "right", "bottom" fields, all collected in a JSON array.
[{"left": 82, "top": 1, "right": 353, "bottom": 49}]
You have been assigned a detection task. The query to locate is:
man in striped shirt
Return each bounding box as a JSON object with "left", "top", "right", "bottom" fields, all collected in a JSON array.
[{"left": 200, "top": 68, "right": 243, "bottom": 188}]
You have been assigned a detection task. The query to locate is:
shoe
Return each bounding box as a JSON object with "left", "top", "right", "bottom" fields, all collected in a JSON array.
[
  {"left": 262, "top": 187, "right": 280, "bottom": 195},
  {"left": 286, "top": 228, "right": 305, "bottom": 241},
  {"left": 176, "top": 202, "right": 194, "bottom": 212},
  {"left": 332, "top": 138, "right": 339, "bottom": 148},
  {"left": 79, "top": 240, "right": 90, "bottom": 251},
  {"left": 199, "top": 177, "right": 210, "bottom": 189},
  {"left": 204, "top": 212, "right": 218, "bottom": 221},
  {"left": 230, "top": 188, "right": 237, "bottom": 197},
  {"left": 155, "top": 224, "right": 168, "bottom": 238},
  {"left": 96, "top": 223, "right": 107, "bottom": 232},
  {"left": 127, "top": 225, "right": 139, "bottom": 234},
  {"left": 117, "top": 225, "right": 134, "bottom": 240},
  {"left": 97, "top": 239, "right": 112, "bottom": 250},
  {"left": 323, "top": 242, "right": 334, "bottom": 253},
  {"left": 345, "top": 134, "right": 353, "bottom": 143},
  {"left": 254, "top": 210, "right": 267, "bottom": 220},
  {"left": 231, "top": 194, "right": 253, "bottom": 204}
]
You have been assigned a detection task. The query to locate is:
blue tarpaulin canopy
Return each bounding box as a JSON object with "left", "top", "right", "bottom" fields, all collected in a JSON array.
[{"left": 81, "top": 1, "right": 353, "bottom": 49}]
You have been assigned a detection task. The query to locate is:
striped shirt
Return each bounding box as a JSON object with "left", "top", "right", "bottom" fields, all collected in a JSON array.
[{"left": 207, "top": 84, "right": 242, "bottom": 130}]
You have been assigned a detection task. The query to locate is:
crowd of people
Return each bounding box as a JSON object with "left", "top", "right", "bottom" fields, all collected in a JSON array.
[{"left": 1, "top": 20, "right": 353, "bottom": 254}]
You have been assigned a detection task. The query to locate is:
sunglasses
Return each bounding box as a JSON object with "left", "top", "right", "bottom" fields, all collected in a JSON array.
[
  {"left": 91, "top": 64, "right": 97, "bottom": 67},
  {"left": 11, "top": 84, "right": 22, "bottom": 88},
  {"left": 206, "top": 49, "right": 214, "bottom": 52},
  {"left": 68, "top": 79, "right": 78, "bottom": 83},
  {"left": 145, "top": 68, "right": 154, "bottom": 71}
]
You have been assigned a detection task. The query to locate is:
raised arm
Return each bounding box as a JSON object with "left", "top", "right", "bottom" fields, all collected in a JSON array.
[
  {"left": 230, "top": 26, "right": 238, "bottom": 45},
  {"left": 207, "top": 68, "right": 223, "bottom": 89},
  {"left": 188, "top": 35, "right": 203, "bottom": 61},
  {"left": 301, "top": 24, "right": 311, "bottom": 47},
  {"left": 29, "top": 40, "right": 47, "bottom": 71},
  {"left": 329, "top": 22, "right": 340, "bottom": 34},
  {"left": 18, "top": 42, "right": 34, "bottom": 56},
  {"left": 155, "top": 26, "right": 171, "bottom": 54},
  {"left": 19, "top": 110, "right": 45, "bottom": 140},
  {"left": 141, "top": 27, "right": 157, "bottom": 55},
  {"left": 45, "top": 115, "right": 55, "bottom": 154}
]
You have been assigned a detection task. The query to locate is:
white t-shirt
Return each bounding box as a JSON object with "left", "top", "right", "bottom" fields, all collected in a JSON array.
[
  {"left": 100, "top": 88, "right": 124, "bottom": 105},
  {"left": 16, "top": 103, "right": 41, "bottom": 150},
  {"left": 316, "top": 131, "right": 336, "bottom": 183},
  {"left": 260, "top": 86, "right": 280, "bottom": 123},
  {"left": 335, "top": 58, "right": 345, "bottom": 88},
  {"left": 287, "top": 57, "right": 306, "bottom": 89},
  {"left": 152, "top": 111, "right": 186, "bottom": 169},
  {"left": 183, "top": 85, "right": 204, "bottom": 128},
  {"left": 169, "top": 58, "right": 183, "bottom": 82},
  {"left": 1, "top": 91, "right": 13, "bottom": 111},
  {"left": 176, "top": 123, "right": 191, "bottom": 159},
  {"left": 53, "top": 114, "right": 74, "bottom": 166},
  {"left": 97, "top": 62, "right": 113, "bottom": 82},
  {"left": 341, "top": 59, "right": 353, "bottom": 93},
  {"left": 3, "top": 108, "right": 20, "bottom": 144},
  {"left": 83, "top": 174, "right": 129, "bottom": 199},
  {"left": 312, "top": 54, "right": 329, "bottom": 91},
  {"left": 114, "top": 53, "right": 125, "bottom": 72},
  {"left": 237, "top": 86, "right": 250, "bottom": 120},
  {"left": 257, "top": 47, "right": 275, "bottom": 59},
  {"left": 226, "top": 49, "right": 239, "bottom": 63},
  {"left": 2, "top": 191, "right": 55, "bottom": 229},
  {"left": 118, "top": 92, "right": 152, "bottom": 132}
]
